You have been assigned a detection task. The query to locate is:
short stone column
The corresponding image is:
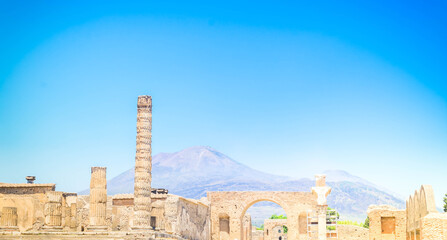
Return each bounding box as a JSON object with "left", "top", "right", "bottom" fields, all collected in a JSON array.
[
  {"left": 311, "top": 174, "right": 332, "bottom": 240},
  {"left": 63, "top": 193, "right": 78, "bottom": 231},
  {"left": 87, "top": 167, "right": 108, "bottom": 231},
  {"left": 317, "top": 206, "right": 327, "bottom": 240},
  {"left": 70, "top": 203, "right": 77, "bottom": 229},
  {"left": 0, "top": 207, "right": 19, "bottom": 231},
  {"left": 43, "top": 191, "right": 63, "bottom": 231}
]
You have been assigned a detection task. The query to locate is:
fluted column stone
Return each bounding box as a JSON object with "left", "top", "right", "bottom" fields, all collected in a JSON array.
[
  {"left": 63, "top": 193, "right": 78, "bottom": 231},
  {"left": 0, "top": 207, "right": 19, "bottom": 231},
  {"left": 43, "top": 191, "right": 63, "bottom": 231},
  {"left": 87, "top": 167, "right": 107, "bottom": 231},
  {"left": 133, "top": 95, "right": 152, "bottom": 230}
]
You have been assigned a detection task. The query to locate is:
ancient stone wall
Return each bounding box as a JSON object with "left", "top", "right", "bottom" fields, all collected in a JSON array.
[
  {"left": 367, "top": 205, "right": 406, "bottom": 240},
  {"left": 0, "top": 191, "right": 78, "bottom": 232},
  {"left": 242, "top": 214, "right": 252, "bottom": 240},
  {"left": 208, "top": 191, "right": 317, "bottom": 240},
  {"left": 0, "top": 207, "right": 18, "bottom": 230},
  {"left": 421, "top": 212, "right": 447, "bottom": 240},
  {"left": 406, "top": 185, "right": 439, "bottom": 240},
  {"left": 253, "top": 229, "right": 264, "bottom": 240},
  {"left": 151, "top": 194, "right": 167, "bottom": 230},
  {"left": 44, "top": 191, "right": 64, "bottom": 230},
  {"left": 264, "top": 219, "right": 287, "bottom": 240},
  {"left": 0, "top": 193, "right": 46, "bottom": 231},
  {"left": 76, "top": 195, "right": 114, "bottom": 232},
  {"left": 0, "top": 231, "right": 188, "bottom": 239},
  {"left": 337, "top": 225, "right": 369, "bottom": 240},
  {"left": 164, "top": 194, "right": 210, "bottom": 240},
  {"left": 0, "top": 184, "right": 55, "bottom": 194}
]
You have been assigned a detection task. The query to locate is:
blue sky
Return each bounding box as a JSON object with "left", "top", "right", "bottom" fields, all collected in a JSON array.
[{"left": 1, "top": 1, "right": 446, "bottom": 206}]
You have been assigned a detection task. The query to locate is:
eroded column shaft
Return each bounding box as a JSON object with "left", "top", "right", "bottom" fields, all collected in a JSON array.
[
  {"left": 70, "top": 203, "right": 77, "bottom": 228},
  {"left": 89, "top": 167, "right": 107, "bottom": 227},
  {"left": 133, "top": 95, "right": 152, "bottom": 229},
  {"left": 317, "top": 206, "right": 327, "bottom": 240},
  {"left": 44, "top": 192, "right": 63, "bottom": 227},
  {"left": 1, "top": 207, "right": 18, "bottom": 227}
]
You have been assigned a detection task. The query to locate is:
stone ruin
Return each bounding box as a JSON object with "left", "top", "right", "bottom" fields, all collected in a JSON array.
[
  {"left": 0, "top": 95, "right": 445, "bottom": 240},
  {"left": 367, "top": 184, "right": 447, "bottom": 240},
  {"left": 0, "top": 96, "right": 210, "bottom": 240},
  {"left": 263, "top": 219, "right": 287, "bottom": 240}
]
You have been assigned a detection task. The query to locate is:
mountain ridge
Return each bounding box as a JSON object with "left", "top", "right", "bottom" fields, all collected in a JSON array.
[{"left": 80, "top": 146, "right": 405, "bottom": 221}]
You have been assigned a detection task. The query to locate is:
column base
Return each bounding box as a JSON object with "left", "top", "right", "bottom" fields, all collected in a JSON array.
[
  {"left": 0, "top": 226, "right": 19, "bottom": 231},
  {"left": 86, "top": 225, "right": 108, "bottom": 231},
  {"left": 131, "top": 226, "right": 154, "bottom": 232},
  {"left": 42, "top": 226, "right": 63, "bottom": 231}
]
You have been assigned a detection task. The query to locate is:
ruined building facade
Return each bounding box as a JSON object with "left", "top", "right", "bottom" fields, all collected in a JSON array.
[
  {"left": 0, "top": 96, "right": 210, "bottom": 239},
  {"left": 1, "top": 95, "right": 446, "bottom": 240}
]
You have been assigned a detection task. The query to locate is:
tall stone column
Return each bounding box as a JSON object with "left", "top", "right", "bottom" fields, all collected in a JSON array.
[
  {"left": 0, "top": 207, "right": 19, "bottom": 231},
  {"left": 87, "top": 167, "right": 107, "bottom": 231},
  {"left": 133, "top": 95, "right": 152, "bottom": 230},
  {"left": 44, "top": 191, "right": 63, "bottom": 231},
  {"left": 311, "top": 174, "right": 332, "bottom": 240}
]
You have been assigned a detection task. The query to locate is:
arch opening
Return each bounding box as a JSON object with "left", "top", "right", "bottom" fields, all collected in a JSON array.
[{"left": 241, "top": 200, "right": 288, "bottom": 240}]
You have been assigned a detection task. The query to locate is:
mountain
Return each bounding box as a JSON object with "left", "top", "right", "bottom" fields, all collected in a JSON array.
[
  {"left": 82, "top": 146, "right": 405, "bottom": 222},
  {"left": 323, "top": 169, "right": 404, "bottom": 200}
]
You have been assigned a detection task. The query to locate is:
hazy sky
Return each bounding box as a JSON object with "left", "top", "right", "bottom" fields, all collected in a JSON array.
[{"left": 1, "top": 1, "right": 446, "bottom": 206}]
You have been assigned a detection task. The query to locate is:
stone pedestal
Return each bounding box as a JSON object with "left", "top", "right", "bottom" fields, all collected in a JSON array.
[
  {"left": 317, "top": 206, "right": 327, "bottom": 240},
  {"left": 0, "top": 207, "right": 19, "bottom": 231},
  {"left": 43, "top": 191, "right": 63, "bottom": 231},
  {"left": 87, "top": 167, "right": 108, "bottom": 231},
  {"left": 133, "top": 95, "right": 153, "bottom": 230},
  {"left": 311, "top": 174, "right": 332, "bottom": 240}
]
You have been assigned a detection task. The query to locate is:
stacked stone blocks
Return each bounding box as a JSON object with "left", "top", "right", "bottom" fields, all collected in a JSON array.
[
  {"left": 88, "top": 167, "right": 107, "bottom": 231},
  {"left": 133, "top": 95, "right": 152, "bottom": 230},
  {"left": 44, "top": 191, "right": 63, "bottom": 230},
  {"left": 0, "top": 207, "right": 19, "bottom": 230}
]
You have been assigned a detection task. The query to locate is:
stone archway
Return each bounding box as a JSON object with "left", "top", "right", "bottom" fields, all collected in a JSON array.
[
  {"left": 207, "top": 191, "right": 317, "bottom": 240},
  {"left": 263, "top": 219, "right": 288, "bottom": 240},
  {"left": 406, "top": 185, "right": 438, "bottom": 240}
]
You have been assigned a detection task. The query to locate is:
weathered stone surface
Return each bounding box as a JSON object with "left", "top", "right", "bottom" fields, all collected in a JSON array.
[
  {"left": 406, "top": 185, "right": 439, "bottom": 239},
  {"left": 208, "top": 191, "right": 317, "bottom": 240},
  {"left": 242, "top": 214, "right": 252, "bottom": 240},
  {"left": 44, "top": 191, "right": 63, "bottom": 229},
  {"left": 421, "top": 212, "right": 447, "bottom": 240},
  {"left": 64, "top": 193, "right": 78, "bottom": 231},
  {"left": 252, "top": 229, "right": 264, "bottom": 240},
  {"left": 367, "top": 205, "right": 406, "bottom": 240},
  {"left": 263, "top": 219, "right": 287, "bottom": 240},
  {"left": 0, "top": 207, "right": 18, "bottom": 227},
  {"left": 311, "top": 175, "right": 331, "bottom": 206},
  {"left": 337, "top": 225, "right": 369, "bottom": 240},
  {"left": 133, "top": 95, "right": 152, "bottom": 230},
  {"left": 0, "top": 184, "right": 55, "bottom": 194},
  {"left": 0, "top": 193, "right": 47, "bottom": 231},
  {"left": 310, "top": 174, "right": 331, "bottom": 240},
  {"left": 88, "top": 167, "right": 107, "bottom": 231},
  {"left": 365, "top": 185, "right": 447, "bottom": 240},
  {"left": 0, "top": 231, "right": 188, "bottom": 240},
  {"left": 164, "top": 194, "right": 210, "bottom": 240}
]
